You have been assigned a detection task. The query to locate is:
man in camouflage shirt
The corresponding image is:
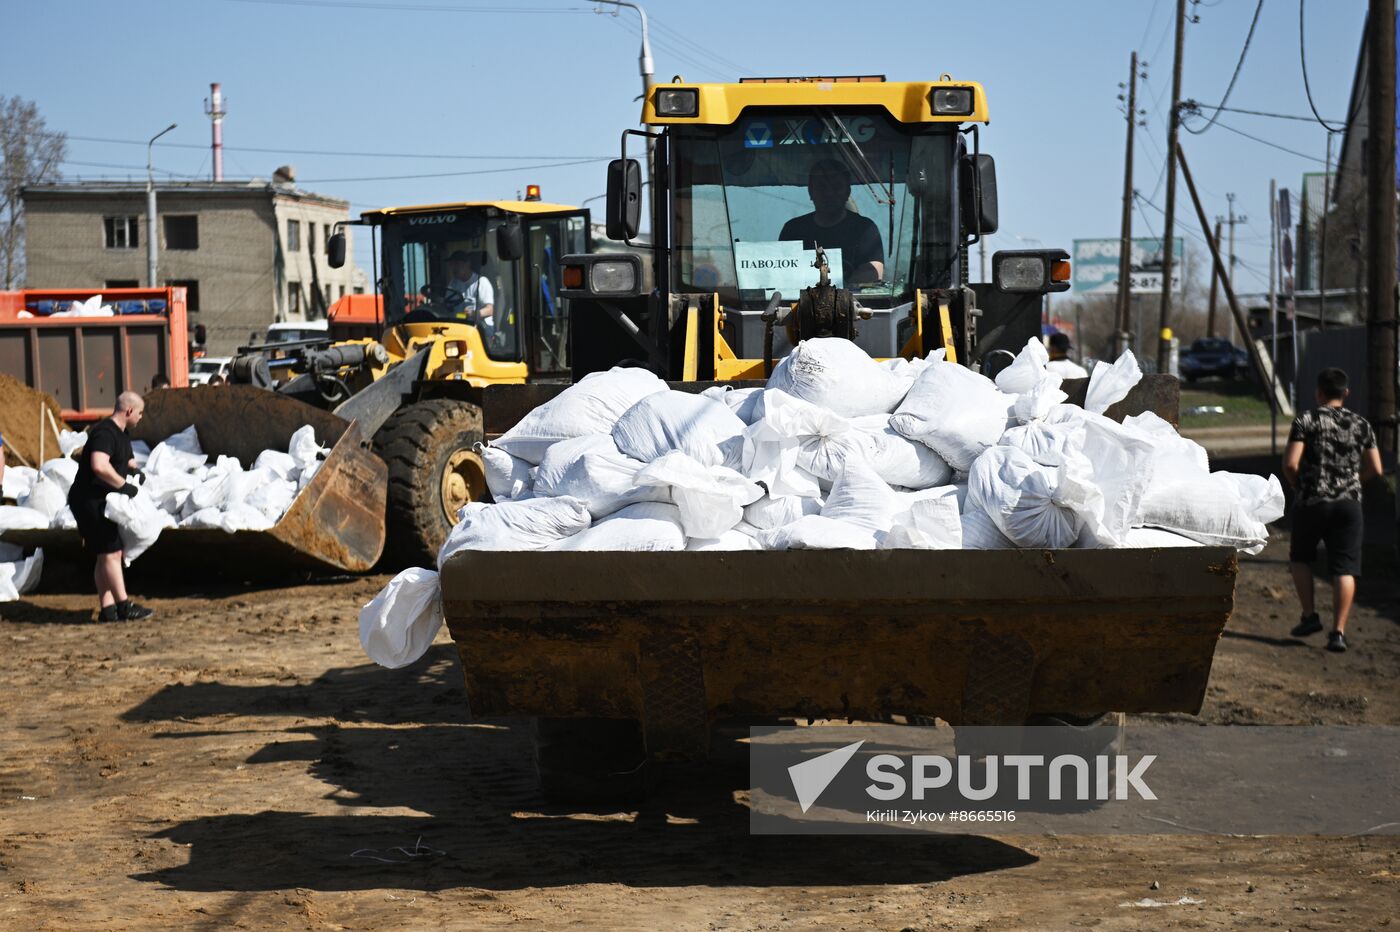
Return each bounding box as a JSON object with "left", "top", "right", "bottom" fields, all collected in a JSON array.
[{"left": 1282, "top": 367, "right": 1383, "bottom": 653}]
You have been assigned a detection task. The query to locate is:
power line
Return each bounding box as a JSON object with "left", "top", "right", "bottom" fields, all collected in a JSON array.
[
  {"left": 1298, "top": 0, "right": 1355, "bottom": 132},
  {"left": 1208, "top": 119, "right": 1329, "bottom": 164},
  {"left": 1184, "top": 102, "right": 1345, "bottom": 123},
  {"left": 219, "top": 0, "right": 591, "bottom": 13},
  {"left": 296, "top": 156, "right": 609, "bottom": 183},
  {"left": 1184, "top": 0, "right": 1265, "bottom": 135},
  {"left": 27, "top": 129, "right": 610, "bottom": 162}
]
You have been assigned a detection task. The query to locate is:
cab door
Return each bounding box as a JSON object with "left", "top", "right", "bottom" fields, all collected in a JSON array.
[{"left": 524, "top": 214, "right": 588, "bottom": 377}]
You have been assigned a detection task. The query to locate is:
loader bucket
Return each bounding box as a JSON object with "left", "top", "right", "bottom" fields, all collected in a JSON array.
[{"left": 4, "top": 386, "right": 386, "bottom": 575}]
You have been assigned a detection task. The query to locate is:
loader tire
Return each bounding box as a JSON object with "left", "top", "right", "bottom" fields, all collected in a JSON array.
[
  {"left": 375, "top": 398, "right": 485, "bottom": 569},
  {"left": 534, "top": 717, "right": 650, "bottom": 803}
]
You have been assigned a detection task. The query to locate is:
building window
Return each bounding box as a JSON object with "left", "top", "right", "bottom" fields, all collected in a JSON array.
[
  {"left": 104, "top": 216, "right": 139, "bottom": 249},
  {"left": 324, "top": 224, "right": 332, "bottom": 252},
  {"left": 338, "top": 285, "right": 346, "bottom": 299},
  {"left": 353, "top": 286, "right": 364, "bottom": 295},
  {"left": 307, "top": 222, "right": 316, "bottom": 257},
  {"left": 287, "top": 219, "right": 301, "bottom": 252},
  {"left": 166, "top": 279, "right": 200, "bottom": 311},
  {"left": 288, "top": 282, "right": 301, "bottom": 316},
  {"left": 105, "top": 279, "right": 139, "bottom": 289},
  {"left": 164, "top": 215, "right": 199, "bottom": 250},
  {"left": 324, "top": 284, "right": 332, "bottom": 306}
]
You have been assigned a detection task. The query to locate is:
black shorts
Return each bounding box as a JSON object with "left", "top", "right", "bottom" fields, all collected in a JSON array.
[
  {"left": 69, "top": 495, "right": 124, "bottom": 556},
  {"left": 1289, "top": 499, "right": 1363, "bottom": 577}
]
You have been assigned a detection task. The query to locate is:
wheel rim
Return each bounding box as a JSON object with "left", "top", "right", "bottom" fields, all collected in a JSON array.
[{"left": 440, "top": 447, "right": 487, "bottom": 523}]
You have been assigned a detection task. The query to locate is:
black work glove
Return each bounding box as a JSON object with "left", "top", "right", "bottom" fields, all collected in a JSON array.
[{"left": 119, "top": 482, "right": 139, "bottom": 498}]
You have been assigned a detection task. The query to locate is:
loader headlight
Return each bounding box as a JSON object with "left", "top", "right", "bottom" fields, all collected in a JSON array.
[
  {"left": 590, "top": 260, "right": 638, "bottom": 295},
  {"left": 655, "top": 87, "right": 699, "bottom": 117},
  {"left": 993, "top": 249, "right": 1072, "bottom": 294},
  {"left": 931, "top": 87, "right": 974, "bottom": 116}
]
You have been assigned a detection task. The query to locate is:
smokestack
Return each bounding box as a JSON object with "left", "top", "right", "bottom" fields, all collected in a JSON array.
[{"left": 204, "top": 83, "right": 227, "bottom": 181}]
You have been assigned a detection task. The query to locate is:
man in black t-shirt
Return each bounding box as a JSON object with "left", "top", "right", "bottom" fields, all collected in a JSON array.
[
  {"left": 1282, "top": 368, "right": 1383, "bottom": 653},
  {"left": 68, "top": 391, "right": 154, "bottom": 622},
  {"left": 779, "top": 159, "right": 885, "bottom": 285}
]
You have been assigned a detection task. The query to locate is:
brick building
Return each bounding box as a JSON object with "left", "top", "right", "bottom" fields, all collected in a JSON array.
[{"left": 21, "top": 168, "right": 366, "bottom": 355}]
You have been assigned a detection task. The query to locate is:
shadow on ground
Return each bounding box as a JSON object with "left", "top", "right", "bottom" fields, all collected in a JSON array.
[{"left": 122, "top": 645, "right": 1036, "bottom": 893}]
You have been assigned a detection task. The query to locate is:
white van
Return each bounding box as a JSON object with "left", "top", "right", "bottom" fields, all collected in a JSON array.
[{"left": 265, "top": 319, "right": 329, "bottom": 345}]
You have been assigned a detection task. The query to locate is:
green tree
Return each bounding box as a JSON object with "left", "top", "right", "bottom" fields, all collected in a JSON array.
[{"left": 1, "top": 96, "right": 67, "bottom": 289}]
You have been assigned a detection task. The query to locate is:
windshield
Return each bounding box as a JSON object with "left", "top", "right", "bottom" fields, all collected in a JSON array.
[
  {"left": 381, "top": 211, "right": 521, "bottom": 361},
  {"left": 265, "top": 328, "right": 325, "bottom": 344},
  {"left": 672, "top": 108, "right": 959, "bottom": 310}
]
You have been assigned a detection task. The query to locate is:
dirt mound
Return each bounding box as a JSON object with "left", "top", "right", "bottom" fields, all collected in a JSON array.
[{"left": 0, "top": 374, "right": 64, "bottom": 467}]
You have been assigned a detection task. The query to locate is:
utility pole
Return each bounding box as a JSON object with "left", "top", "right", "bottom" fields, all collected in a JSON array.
[
  {"left": 1268, "top": 180, "right": 1278, "bottom": 454},
  {"left": 1157, "top": 0, "right": 1188, "bottom": 372},
  {"left": 1224, "top": 193, "right": 1246, "bottom": 321},
  {"left": 1366, "top": 0, "right": 1398, "bottom": 462},
  {"left": 145, "top": 122, "right": 177, "bottom": 288},
  {"left": 1207, "top": 217, "right": 1223, "bottom": 338},
  {"left": 1114, "top": 51, "right": 1144, "bottom": 358}
]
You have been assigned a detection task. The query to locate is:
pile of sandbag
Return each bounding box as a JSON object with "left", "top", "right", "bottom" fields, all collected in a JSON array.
[
  {"left": 360, "top": 337, "right": 1285, "bottom": 668},
  {"left": 0, "top": 423, "right": 329, "bottom": 564},
  {"left": 0, "top": 541, "right": 43, "bottom": 602}
]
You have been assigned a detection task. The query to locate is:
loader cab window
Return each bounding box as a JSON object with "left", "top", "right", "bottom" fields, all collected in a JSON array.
[
  {"left": 384, "top": 212, "right": 521, "bottom": 362},
  {"left": 525, "top": 214, "right": 587, "bottom": 375},
  {"left": 671, "top": 108, "right": 958, "bottom": 310}
]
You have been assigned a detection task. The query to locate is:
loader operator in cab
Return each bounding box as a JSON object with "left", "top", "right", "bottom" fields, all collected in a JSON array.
[
  {"left": 780, "top": 159, "right": 885, "bottom": 285},
  {"left": 443, "top": 249, "right": 495, "bottom": 338}
]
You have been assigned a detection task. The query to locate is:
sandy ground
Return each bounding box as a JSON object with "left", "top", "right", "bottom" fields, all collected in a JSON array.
[{"left": 1, "top": 526, "right": 1398, "bottom": 930}]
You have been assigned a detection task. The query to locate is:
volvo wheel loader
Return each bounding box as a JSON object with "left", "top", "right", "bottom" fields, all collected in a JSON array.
[{"left": 431, "top": 76, "right": 1236, "bottom": 799}]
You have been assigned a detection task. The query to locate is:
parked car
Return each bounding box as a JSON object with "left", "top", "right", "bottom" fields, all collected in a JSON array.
[
  {"left": 1179, "top": 338, "right": 1248, "bottom": 382},
  {"left": 188, "top": 356, "right": 232, "bottom": 386}
]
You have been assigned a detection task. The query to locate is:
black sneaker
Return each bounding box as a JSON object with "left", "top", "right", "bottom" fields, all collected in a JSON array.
[
  {"left": 117, "top": 600, "right": 154, "bottom": 621},
  {"left": 97, "top": 605, "right": 121, "bottom": 623},
  {"left": 1326, "top": 631, "right": 1347, "bottom": 653},
  {"left": 1291, "top": 613, "right": 1324, "bottom": 637}
]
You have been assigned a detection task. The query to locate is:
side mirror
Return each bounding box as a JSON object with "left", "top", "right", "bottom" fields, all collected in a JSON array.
[
  {"left": 959, "top": 153, "right": 999, "bottom": 236},
  {"left": 327, "top": 231, "right": 347, "bottom": 269},
  {"left": 496, "top": 219, "right": 523, "bottom": 262},
  {"left": 606, "top": 158, "right": 643, "bottom": 241}
]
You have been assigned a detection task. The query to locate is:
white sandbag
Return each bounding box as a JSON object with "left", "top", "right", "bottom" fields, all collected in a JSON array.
[
  {"left": 52, "top": 507, "right": 76, "bottom": 530},
  {"left": 961, "top": 507, "right": 1014, "bottom": 549},
  {"left": 359, "top": 567, "right": 443, "bottom": 669},
  {"left": 218, "top": 502, "right": 276, "bottom": 532},
  {"left": 179, "top": 507, "right": 227, "bottom": 529},
  {"left": 224, "top": 467, "right": 276, "bottom": 511},
  {"left": 1010, "top": 373, "right": 1068, "bottom": 424},
  {"left": 141, "top": 471, "right": 198, "bottom": 514},
  {"left": 0, "top": 505, "right": 50, "bottom": 530},
  {"left": 131, "top": 440, "right": 150, "bottom": 468},
  {"left": 478, "top": 443, "right": 534, "bottom": 502},
  {"left": 40, "top": 457, "right": 79, "bottom": 494},
  {"left": 104, "top": 490, "right": 175, "bottom": 563},
  {"left": 252, "top": 448, "right": 298, "bottom": 480},
  {"left": 185, "top": 472, "right": 231, "bottom": 513},
  {"left": 880, "top": 487, "right": 962, "bottom": 549},
  {"left": 820, "top": 456, "right": 905, "bottom": 535},
  {"left": 165, "top": 424, "right": 204, "bottom": 454},
  {"left": 1215, "top": 472, "right": 1285, "bottom": 525},
  {"left": 297, "top": 459, "right": 322, "bottom": 490},
  {"left": 966, "top": 446, "right": 1097, "bottom": 549},
  {"left": 633, "top": 451, "right": 763, "bottom": 539},
  {"left": 612, "top": 390, "right": 746, "bottom": 467},
  {"left": 1136, "top": 473, "right": 1270, "bottom": 553},
  {"left": 244, "top": 478, "right": 298, "bottom": 522},
  {"left": 994, "top": 336, "right": 1050, "bottom": 395},
  {"left": 549, "top": 501, "right": 687, "bottom": 552},
  {"left": 743, "top": 491, "right": 823, "bottom": 530},
  {"left": 1084, "top": 349, "right": 1142, "bottom": 414},
  {"left": 852, "top": 414, "right": 953, "bottom": 490},
  {"left": 493, "top": 366, "right": 668, "bottom": 464},
  {"left": 19, "top": 475, "right": 67, "bottom": 519},
  {"left": 533, "top": 434, "right": 663, "bottom": 519},
  {"left": 1122, "top": 411, "right": 1210, "bottom": 477},
  {"left": 735, "top": 391, "right": 825, "bottom": 500},
  {"left": 438, "top": 495, "right": 592, "bottom": 566},
  {"left": 2, "top": 465, "right": 38, "bottom": 502},
  {"left": 889, "top": 360, "right": 1012, "bottom": 471},
  {"left": 1122, "top": 527, "right": 1203, "bottom": 548},
  {"left": 0, "top": 548, "right": 43, "bottom": 602},
  {"left": 686, "top": 528, "right": 763, "bottom": 550},
  {"left": 702, "top": 385, "right": 765, "bottom": 425},
  {"left": 767, "top": 338, "right": 910, "bottom": 417},
  {"left": 145, "top": 439, "right": 208, "bottom": 476},
  {"left": 756, "top": 514, "right": 878, "bottom": 550},
  {"left": 58, "top": 429, "right": 88, "bottom": 456},
  {"left": 288, "top": 424, "right": 327, "bottom": 473}
]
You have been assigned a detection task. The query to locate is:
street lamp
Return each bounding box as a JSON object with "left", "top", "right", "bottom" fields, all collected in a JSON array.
[
  {"left": 146, "top": 122, "right": 177, "bottom": 287},
  {"left": 592, "top": 1, "right": 655, "bottom": 217}
]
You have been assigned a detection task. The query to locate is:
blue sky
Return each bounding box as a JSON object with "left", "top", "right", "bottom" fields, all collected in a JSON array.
[{"left": 5, "top": 0, "right": 1367, "bottom": 296}]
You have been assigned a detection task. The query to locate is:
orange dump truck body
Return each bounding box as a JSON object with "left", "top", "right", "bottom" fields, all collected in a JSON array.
[
  {"left": 0, "top": 287, "right": 190, "bottom": 422},
  {"left": 328, "top": 293, "right": 383, "bottom": 343}
]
